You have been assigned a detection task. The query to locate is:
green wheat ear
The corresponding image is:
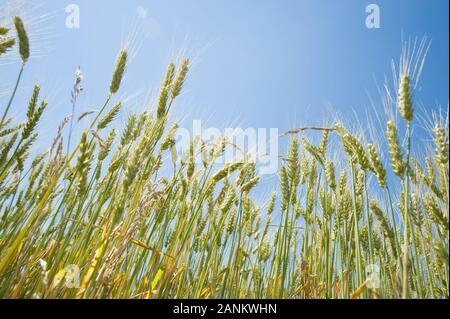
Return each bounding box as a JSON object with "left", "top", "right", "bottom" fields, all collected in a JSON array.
[
  {"left": 0, "top": 26, "right": 10, "bottom": 35},
  {"left": 0, "top": 37, "right": 15, "bottom": 56},
  {"left": 110, "top": 50, "right": 128, "bottom": 95},
  {"left": 97, "top": 102, "right": 122, "bottom": 130},
  {"left": 13, "top": 17, "right": 29, "bottom": 63},
  {"left": 0, "top": 25, "right": 16, "bottom": 56},
  {"left": 171, "top": 58, "right": 189, "bottom": 98},
  {"left": 386, "top": 120, "right": 405, "bottom": 177},
  {"left": 398, "top": 75, "right": 413, "bottom": 123},
  {"left": 434, "top": 125, "right": 449, "bottom": 164},
  {"left": 368, "top": 143, "right": 386, "bottom": 188},
  {"left": 157, "top": 63, "right": 175, "bottom": 120},
  {"left": 325, "top": 160, "right": 336, "bottom": 191}
]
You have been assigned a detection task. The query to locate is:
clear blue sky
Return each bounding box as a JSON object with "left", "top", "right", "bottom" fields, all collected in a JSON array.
[{"left": 1, "top": 0, "right": 448, "bottom": 175}]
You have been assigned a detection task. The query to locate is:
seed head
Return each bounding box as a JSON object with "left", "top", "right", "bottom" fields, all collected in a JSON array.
[
  {"left": 319, "top": 130, "right": 329, "bottom": 157},
  {"left": 305, "top": 187, "right": 314, "bottom": 219},
  {"left": 76, "top": 131, "right": 92, "bottom": 192},
  {"left": 338, "top": 170, "right": 347, "bottom": 196},
  {"left": 22, "top": 95, "right": 46, "bottom": 140},
  {"left": 13, "top": 17, "right": 29, "bottom": 63},
  {"left": 161, "top": 123, "right": 178, "bottom": 151},
  {"left": 123, "top": 148, "right": 140, "bottom": 190},
  {"left": 259, "top": 238, "right": 271, "bottom": 262},
  {"left": 267, "top": 192, "right": 276, "bottom": 215},
  {"left": 0, "top": 26, "right": 9, "bottom": 35},
  {"left": 157, "top": 63, "right": 176, "bottom": 120},
  {"left": 398, "top": 75, "right": 413, "bottom": 123},
  {"left": 0, "top": 37, "right": 15, "bottom": 56},
  {"left": 287, "top": 138, "right": 300, "bottom": 185},
  {"left": 386, "top": 120, "right": 405, "bottom": 176},
  {"left": 221, "top": 189, "right": 236, "bottom": 214},
  {"left": 279, "top": 166, "right": 289, "bottom": 211},
  {"left": 368, "top": 143, "right": 386, "bottom": 188},
  {"left": 171, "top": 58, "right": 189, "bottom": 98},
  {"left": 110, "top": 50, "right": 127, "bottom": 95},
  {"left": 355, "top": 170, "right": 365, "bottom": 196},
  {"left": 434, "top": 125, "right": 448, "bottom": 164},
  {"left": 98, "top": 129, "right": 116, "bottom": 161},
  {"left": 98, "top": 102, "right": 121, "bottom": 130},
  {"left": 226, "top": 209, "right": 236, "bottom": 235},
  {"left": 241, "top": 176, "right": 260, "bottom": 193},
  {"left": 325, "top": 160, "right": 336, "bottom": 191},
  {"left": 302, "top": 138, "right": 324, "bottom": 166}
]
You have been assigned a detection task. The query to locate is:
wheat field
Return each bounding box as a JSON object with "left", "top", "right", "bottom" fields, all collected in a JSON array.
[{"left": 0, "top": 15, "right": 448, "bottom": 299}]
